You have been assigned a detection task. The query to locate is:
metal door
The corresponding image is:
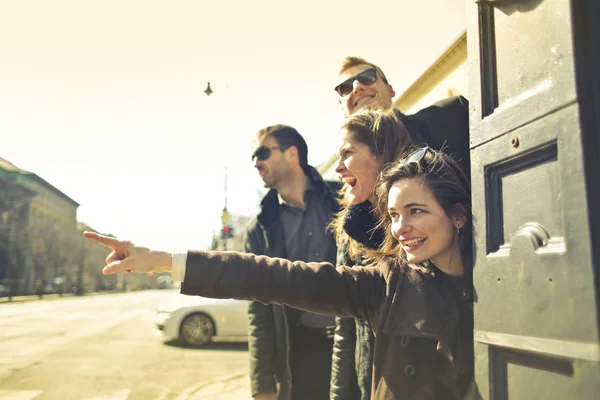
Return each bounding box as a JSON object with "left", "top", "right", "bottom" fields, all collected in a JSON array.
[{"left": 467, "top": 0, "right": 600, "bottom": 398}]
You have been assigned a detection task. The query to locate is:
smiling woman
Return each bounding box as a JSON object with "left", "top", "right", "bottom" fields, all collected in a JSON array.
[
  {"left": 374, "top": 147, "right": 472, "bottom": 276},
  {"left": 388, "top": 178, "right": 462, "bottom": 270},
  {"left": 83, "top": 147, "right": 475, "bottom": 400}
]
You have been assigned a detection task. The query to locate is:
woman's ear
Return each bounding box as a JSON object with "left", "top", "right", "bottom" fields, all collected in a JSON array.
[
  {"left": 454, "top": 217, "right": 466, "bottom": 230},
  {"left": 453, "top": 203, "right": 468, "bottom": 229}
]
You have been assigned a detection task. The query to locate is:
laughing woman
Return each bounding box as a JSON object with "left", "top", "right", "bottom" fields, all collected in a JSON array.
[
  {"left": 330, "top": 109, "right": 412, "bottom": 400},
  {"left": 85, "top": 148, "right": 474, "bottom": 400}
]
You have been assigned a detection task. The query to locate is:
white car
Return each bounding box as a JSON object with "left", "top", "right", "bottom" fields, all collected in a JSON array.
[{"left": 156, "top": 292, "right": 249, "bottom": 346}]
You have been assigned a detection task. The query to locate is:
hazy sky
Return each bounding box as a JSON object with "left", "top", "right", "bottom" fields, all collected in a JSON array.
[{"left": 1, "top": 0, "right": 466, "bottom": 251}]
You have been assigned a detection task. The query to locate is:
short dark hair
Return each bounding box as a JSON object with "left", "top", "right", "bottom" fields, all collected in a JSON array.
[
  {"left": 256, "top": 124, "right": 308, "bottom": 166},
  {"left": 339, "top": 56, "right": 389, "bottom": 84}
]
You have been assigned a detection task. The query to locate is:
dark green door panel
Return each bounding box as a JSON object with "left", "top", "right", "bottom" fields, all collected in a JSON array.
[{"left": 466, "top": 0, "right": 600, "bottom": 398}]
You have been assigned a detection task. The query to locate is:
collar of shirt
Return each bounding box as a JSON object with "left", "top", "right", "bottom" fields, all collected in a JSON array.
[{"left": 277, "top": 178, "right": 315, "bottom": 211}]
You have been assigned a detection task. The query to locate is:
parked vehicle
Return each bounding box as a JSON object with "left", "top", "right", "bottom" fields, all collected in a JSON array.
[
  {"left": 156, "top": 292, "right": 248, "bottom": 346},
  {"left": 156, "top": 275, "right": 173, "bottom": 289},
  {"left": 44, "top": 282, "right": 55, "bottom": 295}
]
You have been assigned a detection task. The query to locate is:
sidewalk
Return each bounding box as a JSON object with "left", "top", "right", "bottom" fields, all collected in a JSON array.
[
  {"left": 178, "top": 372, "right": 251, "bottom": 400},
  {"left": 0, "top": 293, "right": 75, "bottom": 304}
]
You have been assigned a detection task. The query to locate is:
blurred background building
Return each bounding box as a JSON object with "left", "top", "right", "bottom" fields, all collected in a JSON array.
[{"left": 0, "top": 157, "right": 156, "bottom": 297}]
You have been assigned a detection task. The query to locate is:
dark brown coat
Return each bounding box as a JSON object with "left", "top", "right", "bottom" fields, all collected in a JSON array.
[{"left": 180, "top": 250, "right": 473, "bottom": 400}]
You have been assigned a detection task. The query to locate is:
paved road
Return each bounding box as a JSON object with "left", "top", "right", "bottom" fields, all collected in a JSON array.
[{"left": 0, "top": 290, "right": 251, "bottom": 399}]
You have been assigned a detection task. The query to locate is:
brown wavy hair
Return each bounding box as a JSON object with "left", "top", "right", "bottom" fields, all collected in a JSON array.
[
  {"left": 330, "top": 108, "right": 413, "bottom": 259},
  {"left": 371, "top": 148, "right": 472, "bottom": 271}
]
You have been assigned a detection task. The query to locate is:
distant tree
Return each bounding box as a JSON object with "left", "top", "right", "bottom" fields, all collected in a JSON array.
[
  {"left": 27, "top": 213, "right": 79, "bottom": 292},
  {"left": 0, "top": 179, "right": 35, "bottom": 297}
]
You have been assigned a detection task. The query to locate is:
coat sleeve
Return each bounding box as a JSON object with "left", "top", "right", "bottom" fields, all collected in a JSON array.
[
  {"left": 330, "top": 243, "right": 360, "bottom": 400},
  {"left": 180, "top": 250, "right": 384, "bottom": 321},
  {"left": 330, "top": 316, "right": 360, "bottom": 400},
  {"left": 244, "top": 226, "right": 278, "bottom": 396}
]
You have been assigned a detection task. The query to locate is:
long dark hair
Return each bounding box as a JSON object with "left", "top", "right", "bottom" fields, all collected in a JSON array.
[
  {"left": 372, "top": 148, "right": 473, "bottom": 271},
  {"left": 330, "top": 108, "right": 412, "bottom": 259}
]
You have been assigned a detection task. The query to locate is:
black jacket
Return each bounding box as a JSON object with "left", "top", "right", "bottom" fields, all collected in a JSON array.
[
  {"left": 243, "top": 165, "right": 340, "bottom": 399},
  {"left": 330, "top": 95, "right": 470, "bottom": 400},
  {"left": 330, "top": 245, "right": 375, "bottom": 400},
  {"left": 398, "top": 95, "right": 470, "bottom": 178}
]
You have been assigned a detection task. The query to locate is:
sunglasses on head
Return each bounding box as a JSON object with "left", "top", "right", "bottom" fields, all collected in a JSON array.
[
  {"left": 251, "top": 145, "right": 288, "bottom": 162},
  {"left": 404, "top": 146, "right": 433, "bottom": 164},
  {"left": 334, "top": 68, "right": 378, "bottom": 97}
]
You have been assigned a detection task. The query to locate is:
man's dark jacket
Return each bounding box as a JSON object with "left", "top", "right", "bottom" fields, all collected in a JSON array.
[
  {"left": 243, "top": 165, "right": 340, "bottom": 400},
  {"left": 330, "top": 95, "right": 470, "bottom": 400},
  {"left": 399, "top": 95, "right": 470, "bottom": 177}
]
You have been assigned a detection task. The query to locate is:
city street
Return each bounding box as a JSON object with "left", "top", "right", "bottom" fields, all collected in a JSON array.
[{"left": 0, "top": 290, "right": 250, "bottom": 400}]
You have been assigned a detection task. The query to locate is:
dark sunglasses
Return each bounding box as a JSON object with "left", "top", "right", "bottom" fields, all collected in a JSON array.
[
  {"left": 251, "top": 145, "right": 288, "bottom": 162},
  {"left": 404, "top": 146, "right": 432, "bottom": 164},
  {"left": 334, "top": 68, "right": 378, "bottom": 97}
]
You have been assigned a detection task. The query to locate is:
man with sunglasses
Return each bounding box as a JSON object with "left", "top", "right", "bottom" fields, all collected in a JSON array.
[
  {"left": 335, "top": 56, "right": 469, "bottom": 173},
  {"left": 335, "top": 61, "right": 395, "bottom": 117},
  {"left": 245, "top": 125, "right": 340, "bottom": 400},
  {"left": 331, "top": 56, "right": 470, "bottom": 400}
]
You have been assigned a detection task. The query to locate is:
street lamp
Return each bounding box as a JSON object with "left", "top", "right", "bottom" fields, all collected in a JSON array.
[{"left": 204, "top": 82, "right": 213, "bottom": 96}]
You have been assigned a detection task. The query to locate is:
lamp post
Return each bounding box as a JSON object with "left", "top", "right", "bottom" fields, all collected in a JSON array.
[
  {"left": 219, "top": 167, "right": 234, "bottom": 250},
  {"left": 205, "top": 81, "right": 236, "bottom": 250}
]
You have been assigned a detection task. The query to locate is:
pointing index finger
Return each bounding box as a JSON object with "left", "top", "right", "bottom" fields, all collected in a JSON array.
[{"left": 83, "top": 231, "right": 123, "bottom": 250}]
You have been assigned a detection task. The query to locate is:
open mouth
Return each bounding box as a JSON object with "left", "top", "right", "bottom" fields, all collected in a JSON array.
[
  {"left": 402, "top": 237, "right": 426, "bottom": 251},
  {"left": 341, "top": 176, "right": 357, "bottom": 187}
]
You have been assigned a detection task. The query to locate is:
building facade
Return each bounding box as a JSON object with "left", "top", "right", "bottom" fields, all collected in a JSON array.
[{"left": 1, "top": 157, "right": 79, "bottom": 295}]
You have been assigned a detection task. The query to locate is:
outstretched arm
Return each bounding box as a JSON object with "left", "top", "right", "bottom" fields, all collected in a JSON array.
[
  {"left": 84, "top": 232, "right": 383, "bottom": 320},
  {"left": 181, "top": 250, "right": 382, "bottom": 320}
]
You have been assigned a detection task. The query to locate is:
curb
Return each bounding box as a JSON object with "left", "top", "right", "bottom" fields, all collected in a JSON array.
[
  {"left": 0, "top": 291, "right": 125, "bottom": 304},
  {"left": 0, "top": 293, "right": 77, "bottom": 304}
]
